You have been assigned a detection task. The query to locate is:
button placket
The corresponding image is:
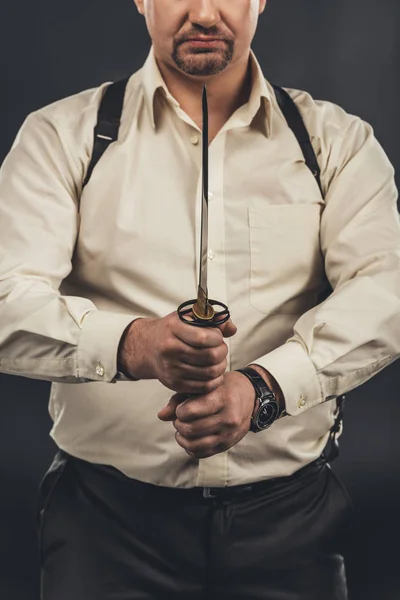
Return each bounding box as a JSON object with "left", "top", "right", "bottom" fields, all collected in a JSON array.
[
  {"left": 201, "top": 134, "right": 230, "bottom": 489},
  {"left": 207, "top": 136, "right": 227, "bottom": 309}
]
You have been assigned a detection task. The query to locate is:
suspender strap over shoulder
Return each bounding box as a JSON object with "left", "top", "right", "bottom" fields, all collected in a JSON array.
[
  {"left": 272, "top": 85, "right": 323, "bottom": 197},
  {"left": 82, "top": 77, "right": 130, "bottom": 189}
]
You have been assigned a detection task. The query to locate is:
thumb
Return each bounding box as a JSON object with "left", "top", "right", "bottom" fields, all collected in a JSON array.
[
  {"left": 157, "top": 393, "right": 187, "bottom": 421},
  {"left": 218, "top": 319, "right": 237, "bottom": 339}
]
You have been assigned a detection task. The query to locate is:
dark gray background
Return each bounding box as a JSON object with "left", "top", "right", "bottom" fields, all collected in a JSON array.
[{"left": 0, "top": 1, "right": 399, "bottom": 599}]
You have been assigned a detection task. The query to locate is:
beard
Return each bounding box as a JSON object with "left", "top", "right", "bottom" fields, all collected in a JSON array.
[{"left": 172, "top": 39, "right": 235, "bottom": 76}]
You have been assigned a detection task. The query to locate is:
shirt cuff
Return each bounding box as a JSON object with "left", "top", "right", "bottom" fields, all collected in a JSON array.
[
  {"left": 250, "top": 341, "right": 323, "bottom": 416},
  {"left": 77, "top": 310, "right": 141, "bottom": 382}
]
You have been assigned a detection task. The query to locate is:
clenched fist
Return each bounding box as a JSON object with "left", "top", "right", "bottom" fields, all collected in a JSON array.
[
  {"left": 118, "top": 311, "right": 237, "bottom": 394},
  {"left": 157, "top": 371, "right": 257, "bottom": 459}
]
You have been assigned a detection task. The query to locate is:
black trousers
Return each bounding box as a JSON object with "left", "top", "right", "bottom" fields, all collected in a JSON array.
[{"left": 36, "top": 450, "right": 352, "bottom": 600}]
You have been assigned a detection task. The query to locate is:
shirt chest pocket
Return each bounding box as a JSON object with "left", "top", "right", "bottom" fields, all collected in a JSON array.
[{"left": 248, "top": 204, "right": 325, "bottom": 315}]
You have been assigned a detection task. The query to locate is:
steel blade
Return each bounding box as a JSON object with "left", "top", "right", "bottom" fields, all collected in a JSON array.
[{"left": 198, "top": 85, "right": 209, "bottom": 307}]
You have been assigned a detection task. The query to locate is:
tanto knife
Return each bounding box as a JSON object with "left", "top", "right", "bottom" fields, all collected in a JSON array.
[{"left": 178, "top": 85, "right": 230, "bottom": 328}]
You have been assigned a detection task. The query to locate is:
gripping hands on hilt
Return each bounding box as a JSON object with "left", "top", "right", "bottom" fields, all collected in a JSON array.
[{"left": 117, "top": 311, "right": 237, "bottom": 394}]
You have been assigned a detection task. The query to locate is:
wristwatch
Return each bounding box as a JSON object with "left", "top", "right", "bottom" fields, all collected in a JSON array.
[{"left": 236, "top": 367, "right": 285, "bottom": 433}]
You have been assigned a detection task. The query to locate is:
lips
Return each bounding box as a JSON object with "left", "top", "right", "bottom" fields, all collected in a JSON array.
[
  {"left": 182, "top": 38, "right": 226, "bottom": 44},
  {"left": 187, "top": 38, "right": 223, "bottom": 42}
]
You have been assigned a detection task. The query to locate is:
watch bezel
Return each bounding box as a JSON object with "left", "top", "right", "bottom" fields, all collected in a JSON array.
[{"left": 250, "top": 394, "right": 281, "bottom": 432}]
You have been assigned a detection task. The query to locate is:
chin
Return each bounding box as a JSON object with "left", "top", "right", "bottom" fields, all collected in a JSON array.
[{"left": 174, "top": 52, "right": 231, "bottom": 77}]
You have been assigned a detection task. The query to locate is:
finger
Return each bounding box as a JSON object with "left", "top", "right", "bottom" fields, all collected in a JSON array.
[
  {"left": 178, "top": 343, "right": 228, "bottom": 368},
  {"left": 217, "top": 319, "right": 237, "bottom": 339},
  {"left": 173, "top": 376, "right": 224, "bottom": 396},
  {"left": 174, "top": 359, "right": 227, "bottom": 383},
  {"left": 175, "top": 393, "right": 222, "bottom": 422},
  {"left": 157, "top": 406, "right": 176, "bottom": 421},
  {"left": 175, "top": 432, "right": 227, "bottom": 459},
  {"left": 158, "top": 393, "right": 188, "bottom": 421},
  {"left": 175, "top": 323, "right": 223, "bottom": 349},
  {"left": 173, "top": 414, "right": 222, "bottom": 440}
]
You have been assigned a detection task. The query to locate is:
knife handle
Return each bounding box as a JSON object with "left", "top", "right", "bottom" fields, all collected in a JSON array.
[{"left": 177, "top": 299, "right": 230, "bottom": 328}]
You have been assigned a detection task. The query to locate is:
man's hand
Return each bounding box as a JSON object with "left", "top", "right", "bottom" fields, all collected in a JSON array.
[
  {"left": 118, "top": 311, "right": 237, "bottom": 394},
  {"left": 157, "top": 371, "right": 256, "bottom": 459}
]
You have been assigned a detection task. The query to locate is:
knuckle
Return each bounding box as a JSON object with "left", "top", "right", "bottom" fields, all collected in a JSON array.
[
  {"left": 180, "top": 345, "right": 192, "bottom": 362},
  {"left": 180, "top": 412, "right": 195, "bottom": 425},
  {"left": 175, "top": 432, "right": 187, "bottom": 449},
  {"left": 227, "top": 413, "right": 241, "bottom": 429},
  {"left": 214, "top": 329, "right": 223, "bottom": 344},
  {"left": 204, "top": 378, "right": 220, "bottom": 393},
  {"left": 161, "top": 337, "right": 175, "bottom": 357},
  {"left": 206, "top": 364, "right": 221, "bottom": 380},
  {"left": 178, "top": 423, "right": 193, "bottom": 438},
  {"left": 207, "top": 347, "right": 220, "bottom": 365},
  {"left": 160, "top": 357, "right": 172, "bottom": 373},
  {"left": 216, "top": 441, "right": 228, "bottom": 454},
  {"left": 220, "top": 358, "right": 228, "bottom": 374},
  {"left": 212, "top": 345, "right": 228, "bottom": 365},
  {"left": 196, "top": 331, "right": 209, "bottom": 347}
]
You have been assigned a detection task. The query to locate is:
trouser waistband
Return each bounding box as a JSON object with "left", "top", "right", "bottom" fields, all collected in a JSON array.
[{"left": 62, "top": 450, "right": 327, "bottom": 503}]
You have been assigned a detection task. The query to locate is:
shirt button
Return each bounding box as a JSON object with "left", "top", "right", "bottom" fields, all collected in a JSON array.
[
  {"left": 191, "top": 135, "right": 199, "bottom": 145},
  {"left": 96, "top": 363, "right": 105, "bottom": 377},
  {"left": 208, "top": 191, "right": 214, "bottom": 201},
  {"left": 208, "top": 249, "right": 214, "bottom": 260},
  {"left": 298, "top": 395, "right": 306, "bottom": 408}
]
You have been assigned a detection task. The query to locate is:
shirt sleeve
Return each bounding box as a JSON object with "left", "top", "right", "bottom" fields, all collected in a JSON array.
[
  {"left": 252, "top": 114, "right": 400, "bottom": 416},
  {"left": 0, "top": 110, "right": 139, "bottom": 383}
]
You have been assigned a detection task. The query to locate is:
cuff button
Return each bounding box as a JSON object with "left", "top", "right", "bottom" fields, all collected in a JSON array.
[
  {"left": 298, "top": 395, "right": 306, "bottom": 408},
  {"left": 96, "top": 363, "right": 105, "bottom": 377}
]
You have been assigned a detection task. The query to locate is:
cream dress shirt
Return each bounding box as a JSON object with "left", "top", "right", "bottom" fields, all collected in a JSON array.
[{"left": 0, "top": 47, "right": 399, "bottom": 487}]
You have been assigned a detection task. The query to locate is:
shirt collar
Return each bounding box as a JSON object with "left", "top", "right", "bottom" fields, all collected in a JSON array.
[{"left": 141, "top": 45, "right": 273, "bottom": 137}]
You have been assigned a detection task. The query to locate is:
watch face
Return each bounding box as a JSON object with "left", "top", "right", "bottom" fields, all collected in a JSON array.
[{"left": 257, "top": 398, "right": 280, "bottom": 428}]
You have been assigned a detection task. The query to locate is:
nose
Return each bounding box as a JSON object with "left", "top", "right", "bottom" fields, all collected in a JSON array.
[{"left": 189, "top": 0, "right": 220, "bottom": 28}]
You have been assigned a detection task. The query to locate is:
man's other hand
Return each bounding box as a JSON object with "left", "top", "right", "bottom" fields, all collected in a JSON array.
[{"left": 157, "top": 371, "right": 256, "bottom": 459}]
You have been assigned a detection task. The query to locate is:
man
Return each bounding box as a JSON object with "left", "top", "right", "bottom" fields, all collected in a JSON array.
[{"left": 0, "top": 0, "right": 399, "bottom": 598}]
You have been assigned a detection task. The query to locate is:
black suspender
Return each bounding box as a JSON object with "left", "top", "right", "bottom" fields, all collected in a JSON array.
[
  {"left": 82, "top": 78, "right": 130, "bottom": 189},
  {"left": 272, "top": 85, "right": 324, "bottom": 197},
  {"left": 82, "top": 78, "right": 345, "bottom": 462}
]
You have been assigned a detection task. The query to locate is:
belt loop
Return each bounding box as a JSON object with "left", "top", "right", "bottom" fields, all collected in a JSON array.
[{"left": 203, "top": 487, "right": 217, "bottom": 499}]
